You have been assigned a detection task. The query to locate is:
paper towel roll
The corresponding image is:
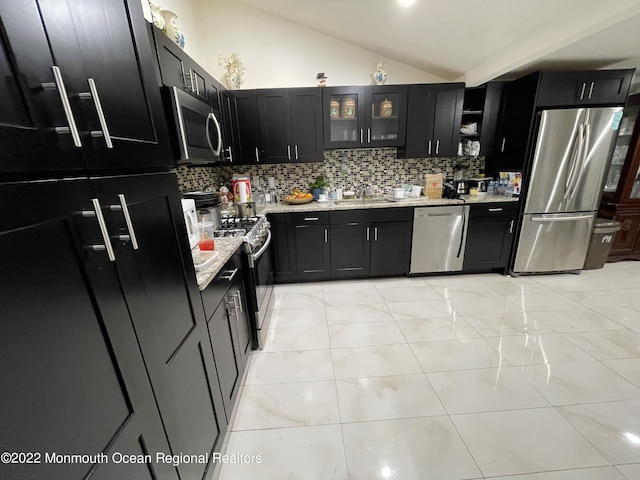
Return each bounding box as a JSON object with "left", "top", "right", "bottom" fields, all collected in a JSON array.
[{"left": 238, "top": 182, "right": 248, "bottom": 203}]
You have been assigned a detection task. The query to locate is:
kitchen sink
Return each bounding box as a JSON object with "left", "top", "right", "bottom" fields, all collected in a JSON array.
[{"left": 333, "top": 197, "right": 394, "bottom": 205}]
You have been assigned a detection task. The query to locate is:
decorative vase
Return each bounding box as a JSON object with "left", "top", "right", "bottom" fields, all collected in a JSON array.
[
  {"left": 159, "top": 9, "right": 185, "bottom": 49},
  {"left": 225, "top": 72, "right": 243, "bottom": 90},
  {"left": 310, "top": 188, "right": 322, "bottom": 200},
  {"left": 149, "top": 3, "right": 166, "bottom": 32},
  {"left": 372, "top": 62, "right": 387, "bottom": 85}
]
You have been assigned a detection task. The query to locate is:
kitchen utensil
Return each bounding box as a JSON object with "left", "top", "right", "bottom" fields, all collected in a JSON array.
[{"left": 233, "top": 201, "right": 257, "bottom": 217}]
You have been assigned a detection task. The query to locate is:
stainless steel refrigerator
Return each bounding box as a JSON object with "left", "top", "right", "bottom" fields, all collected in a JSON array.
[{"left": 513, "top": 107, "right": 623, "bottom": 274}]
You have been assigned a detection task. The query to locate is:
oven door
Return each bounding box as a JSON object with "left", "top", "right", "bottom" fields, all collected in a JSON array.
[
  {"left": 168, "top": 86, "right": 222, "bottom": 164},
  {"left": 250, "top": 230, "right": 274, "bottom": 348}
]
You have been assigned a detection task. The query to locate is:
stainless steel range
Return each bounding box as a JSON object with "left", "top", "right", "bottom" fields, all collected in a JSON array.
[{"left": 217, "top": 213, "right": 274, "bottom": 350}]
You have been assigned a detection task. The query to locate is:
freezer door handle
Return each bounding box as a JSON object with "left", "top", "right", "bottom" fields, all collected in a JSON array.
[
  {"left": 564, "top": 124, "right": 584, "bottom": 197},
  {"left": 568, "top": 123, "right": 590, "bottom": 201},
  {"left": 530, "top": 214, "right": 593, "bottom": 222}
]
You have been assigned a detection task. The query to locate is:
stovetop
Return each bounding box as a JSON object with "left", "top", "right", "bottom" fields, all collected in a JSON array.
[{"left": 215, "top": 215, "right": 270, "bottom": 251}]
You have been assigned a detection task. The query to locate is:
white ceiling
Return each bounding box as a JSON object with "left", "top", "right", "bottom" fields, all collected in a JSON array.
[{"left": 232, "top": 0, "right": 640, "bottom": 87}]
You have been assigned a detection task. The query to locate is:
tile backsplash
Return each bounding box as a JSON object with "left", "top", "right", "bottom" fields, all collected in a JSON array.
[{"left": 176, "top": 148, "right": 485, "bottom": 197}]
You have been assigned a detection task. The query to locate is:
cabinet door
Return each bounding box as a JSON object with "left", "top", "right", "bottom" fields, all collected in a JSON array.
[
  {"left": 230, "top": 277, "right": 252, "bottom": 367},
  {"left": 330, "top": 223, "right": 371, "bottom": 278},
  {"left": 90, "top": 173, "right": 226, "bottom": 480},
  {"left": 370, "top": 221, "right": 412, "bottom": 276},
  {"left": 257, "top": 89, "right": 292, "bottom": 163},
  {"left": 38, "top": 0, "right": 172, "bottom": 171},
  {"left": 464, "top": 212, "right": 516, "bottom": 271},
  {"left": 366, "top": 85, "right": 408, "bottom": 147},
  {"left": 537, "top": 70, "right": 633, "bottom": 107},
  {"left": 295, "top": 224, "right": 331, "bottom": 280},
  {"left": 290, "top": 88, "right": 324, "bottom": 162},
  {"left": 0, "top": 179, "right": 177, "bottom": 480},
  {"left": 208, "top": 297, "right": 243, "bottom": 420},
  {"left": 232, "top": 90, "right": 262, "bottom": 163},
  {"left": 0, "top": 1, "right": 86, "bottom": 176},
  {"left": 324, "top": 86, "right": 366, "bottom": 148},
  {"left": 479, "top": 81, "right": 510, "bottom": 157},
  {"left": 432, "top": 84, "right": 465, "bottom": 156},
  {"left": 152, "top": 24, "right": 191, "bottom": 91},
  {"left": 405, "top": 84, "right": 437, "bottom": 158},
  {"left": 220, "top": 89, "right": 238, "bottom": 163},
  {"left": 270, "top": 213, "right": 298, "bottom": 282}
]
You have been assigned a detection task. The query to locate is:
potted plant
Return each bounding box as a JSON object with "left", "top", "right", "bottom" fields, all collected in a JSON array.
[
  {"left": 308, "top": 175, "right": 329, "bottom": 200},
  {"left": 218, "top": 53, "right": 245, "bottom": 89}
]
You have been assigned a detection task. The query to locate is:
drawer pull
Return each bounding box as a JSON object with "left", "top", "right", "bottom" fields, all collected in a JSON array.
[
  {"left": 304, "top": 217, "right": 319, "bottom": 221},
  {"left": 488, "top": 208, "right": 503, "bottom": 212},
  {"left": 221, "top": 268, "right": 238, "bottom": 282}
]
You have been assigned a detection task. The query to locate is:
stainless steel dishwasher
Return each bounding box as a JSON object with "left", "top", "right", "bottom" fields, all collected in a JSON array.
[{"left": 410, "top": 205, "right": 470, "bottom": 273}]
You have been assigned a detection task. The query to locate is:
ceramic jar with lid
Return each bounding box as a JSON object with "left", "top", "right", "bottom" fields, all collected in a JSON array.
[
  {"left": 380, "top": 99, "right": 393, "bottom": 117},
  {"left": 341, "top": 97, "right": 356, "bottom": 118},
  {"left": 329, "top": 98, "right": 340, "bottom": 118}
]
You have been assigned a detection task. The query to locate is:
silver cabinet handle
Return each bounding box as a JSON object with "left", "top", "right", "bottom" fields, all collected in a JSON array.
[
  {"left": 90, "top": 199, "right": 115, "bottom": 261},
  {"left": 360, "top": 129, "right": 364, "bottom": 144},
  {"left": 367, "top": 128, "right": 371, "bottom": 143},
  {"left": 192, "top": 70, "right": 199, "bottom": 95},
  {"left": 226, "top": 146, "right": 234, "bottom": 163},
  {"left": 435, "top": 139, "right": 440, "bottom": 155},
  {"left": 49, "top": 66, "right": 82, "bottom": 147},
  {"left": 428, "top": 140, "right": 432, "bottom": 155},
  {"left": 117, "top": 194, "right": 139, "bottom": 250},
  {"left": 234, "top": 288, "right": 244, "bottom": 313},
  {"left": 374, "top": 226, "right": 378, "bottom": 242},
  {"left": 304, "top": 217, "right": 319, "bottom": 221},
  {"left": 509, "top": 220, "right": 514, "bottom": 234},
  {"left": 588, "top": 81, "right": 594, "bottom": 99},
  {"left": 295, "top": 144, "right": 299, "bottom": 160},
  {"left": 255, "top": 147, "right": 260, "bottom": 162},
  {"left": 287, "top": 145, "right": 291, "bottom": 160},
  {"left": 501, "top": 138, "right": 506, "bottom": 152},
  {"left": 87, "top": 78, "right": 113, "bottom": 148},
  {"left": 579, "top": 82, "right": 586, "bottom": 100},
  {"left": 366, "top": 226, "right": 370, "bottom": 241},
  {"left": 488, "top": 208, "right": 503, "bottom": 212},
  {"left": 324, "top": 228, "right": 328, "bottom": 243},
  {"left": 221, "top": 268, "right": 239, "bottom": 281}
]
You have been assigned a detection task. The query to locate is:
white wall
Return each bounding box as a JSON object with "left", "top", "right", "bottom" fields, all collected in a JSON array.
[
  {"left": 143, "top": 0, "right": 204, "bottom": 65},
  {"left": 193, "top": 0, "right": 444, "bottom": 89}
]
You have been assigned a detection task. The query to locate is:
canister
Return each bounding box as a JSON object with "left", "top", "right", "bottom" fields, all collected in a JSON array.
[
  {"left": 329, "top": 98, "right": 340, "bottom": 118},
  {"left": 341, "top": 97, "right": 356, "bottom": 118},
  {"left": 232, "top": 176, "right": 252, "bottom": 203},
  {"left": 380, "top": 99, "right": 393, "bottom": 117}
]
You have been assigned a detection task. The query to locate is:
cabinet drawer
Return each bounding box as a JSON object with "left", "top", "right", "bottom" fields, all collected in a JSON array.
[
  {"left": 201, "top": 253, "right": 243, "bottom": 321},
  {"left": 331, "top": 207, "right": 412, "bottom": 224},
  {"left": 293, "top": 211, "right": 330, "bottom": 225},
  {"left": 469, "top": 202, "right": 519, "bottom": 218}
]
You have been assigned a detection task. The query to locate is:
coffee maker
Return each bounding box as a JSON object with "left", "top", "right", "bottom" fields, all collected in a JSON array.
[{"left": 453, "top": 165, "right": 469, "bottom": 195}]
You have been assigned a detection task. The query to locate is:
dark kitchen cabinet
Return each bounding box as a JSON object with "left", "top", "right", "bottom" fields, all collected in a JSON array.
[
  {"left": 404, "top": 83, "right": 464, "bottom": 158},
  {"left": 294, "top": 213, "right": 332, "bottom": 280},
  {"left": 89, "top": 173, "right": 227, "bottom": 480},
  {"left": 231, "top": 90, "right": 263, "bottom": 163},
  {"left": 220, "top": 89, "right": 239, "bottom": 162},
  {"left": 0, "top": 176, "right": 212, "bottom": 480},
  {"left": 600, "top": 94, "right": 640, "bottom": 261},
  {"left": 203, "top": 253, "right": 250, "bottom": 419},
  {"left": 324, "top": 85, "right": 408, "bottom": 149},
  {"left": 0, "top": 0, "right": 172, "bottom": 178},
  {"left": 330, "top": 223, "right": 371, "bottom": 277},
  {"left": 370, "top": 220, "right": 412, "bottom": 276},
  {"left": 152, "top": 24, "right": 208, "bottom": 103},
  {"left": 463, "top": 202, "right": 518, "bottom": 272},
  {"left": 256, "top": 88, "right": 323, "bottom": 163},
  {"left": 536, "top": 70, "right": 634, "bottom": 107},
  {"left": 270, "top": 213, "right": 299, "bottom": 282}
]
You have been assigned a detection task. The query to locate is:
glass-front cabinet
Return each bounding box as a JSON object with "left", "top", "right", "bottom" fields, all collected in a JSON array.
[
  {"left": 323, "top": 85, "right": 407, "bottom": 149},
  {"left": 599, "top": 93, "right": 640, "bottom": 261}
]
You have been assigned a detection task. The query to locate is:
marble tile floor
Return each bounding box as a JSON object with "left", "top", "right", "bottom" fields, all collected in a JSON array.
[{"left": 217, "top": 261, "right": 640, "bottom": 480}]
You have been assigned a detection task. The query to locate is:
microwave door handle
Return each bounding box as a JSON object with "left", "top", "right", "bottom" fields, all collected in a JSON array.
[{"left": 206, "top": 112, "right": 222, "bottom": 156}]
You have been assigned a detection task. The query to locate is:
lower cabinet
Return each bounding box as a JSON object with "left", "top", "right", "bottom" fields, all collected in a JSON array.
[
  {"left": 0, "top": 173, "right": 223, "bottom": 480},
  {"left": 463, "top": 202, "right": 517, "bottom": 272},
  {"left": 269, "top": 207, "right": 412, "bottom": 282},
  {"left": 201, "top": 253, "right": 251, "bottom": 420}
]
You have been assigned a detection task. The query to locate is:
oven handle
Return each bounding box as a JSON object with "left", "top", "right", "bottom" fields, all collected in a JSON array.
[{"left": 251, "top": 229, "right": 272, "bottom": 263}]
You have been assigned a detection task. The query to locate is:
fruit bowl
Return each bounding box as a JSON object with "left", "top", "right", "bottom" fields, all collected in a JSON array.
[{"left": 283, "top": 196, "right": 314, "bottom": 205}]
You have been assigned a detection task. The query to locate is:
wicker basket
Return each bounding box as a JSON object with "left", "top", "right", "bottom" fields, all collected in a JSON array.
[{"left": 425, "top": 187, "right": 443, "bottom": 199}]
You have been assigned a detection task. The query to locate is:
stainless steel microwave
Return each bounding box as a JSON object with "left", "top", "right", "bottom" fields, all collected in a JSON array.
[{"left": 167, "top": 86, "right": 222, "bottom": 164}]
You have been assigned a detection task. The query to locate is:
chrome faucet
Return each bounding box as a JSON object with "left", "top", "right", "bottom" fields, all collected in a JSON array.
[{"left": 356, "top": 184, "right": 369, "bottom": 199}]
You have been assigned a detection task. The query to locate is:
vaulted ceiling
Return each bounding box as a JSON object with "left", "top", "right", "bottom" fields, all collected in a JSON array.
[{"left": 231, "top": 0, "right": 640, "bottom": 86}]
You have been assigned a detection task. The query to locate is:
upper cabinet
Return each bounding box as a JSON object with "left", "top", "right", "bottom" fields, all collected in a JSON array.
[
  {"left": 404, "top": 83, "right": 464, "bottom": 158},
  {"left": 536, "top": 70, "right": 634, "bottom": 107},
  {"left": 323, "top": 85, "right": 408, "bottom": 149},
  {"left": 0, "top": 0, "right": 172, "bottom": 178}
]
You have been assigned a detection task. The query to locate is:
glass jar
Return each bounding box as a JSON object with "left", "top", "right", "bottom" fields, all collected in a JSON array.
[
  {"left": 341, "top": 98, "right": 356, "bottom": 118},
  {"left": 380, "top": 99, "right": 393, "bottom": 117},
  {"left": 329, "top": 98, "right": 340, "bottom": 118}
]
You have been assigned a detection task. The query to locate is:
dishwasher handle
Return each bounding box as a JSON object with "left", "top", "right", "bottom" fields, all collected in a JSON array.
[{"left": 456, "top": 208, "right": 466, "bottom": 258}]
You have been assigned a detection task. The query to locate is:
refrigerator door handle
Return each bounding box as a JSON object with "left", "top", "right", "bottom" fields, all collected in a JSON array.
[
  {"left": 531, "top": 214, "right": 593, "bottom": 222},
  {"left": 564, "top": 124, "right": 584, "bottom": 199},
  {"left": 568, "top": 123, "right": 591, "bottom": 201}
]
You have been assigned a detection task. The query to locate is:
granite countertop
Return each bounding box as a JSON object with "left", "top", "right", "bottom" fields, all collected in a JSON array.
[
  {"left": 194, "top": 237, "right": 244, "bottom": 291},
  {"left": 260, "top": 194, "right": 519, "bottom": 214}
]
